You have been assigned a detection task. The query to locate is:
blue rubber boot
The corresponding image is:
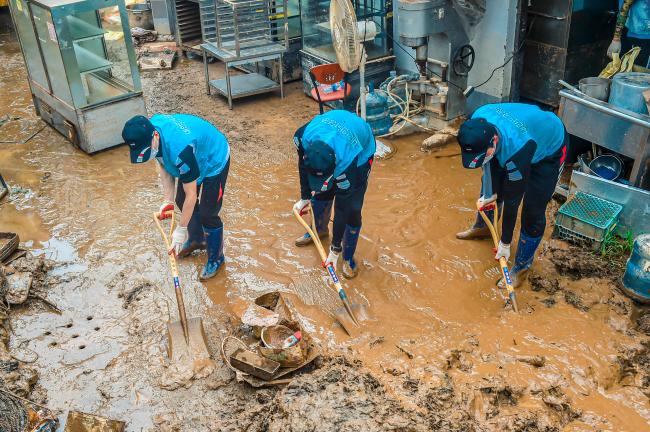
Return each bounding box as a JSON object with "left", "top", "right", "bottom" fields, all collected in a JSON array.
[
  {"left": 199, "top": 226, "right": 224, "bottom": 280},
  {"left": 498, "top": 229, "right": 543, "bottom": 289},
  {"left": 295, "top": 199, "right": 333, "bottom": 247},
  {"left": 342, "top": 225, "right": 361, "bottom": 279},
  {"left": 178, "top": 211, "right": 206, "bottom": 258}
]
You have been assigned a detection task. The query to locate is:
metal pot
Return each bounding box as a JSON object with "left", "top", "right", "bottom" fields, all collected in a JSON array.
[
  {"left": 589, "top": 154, "right": 623, "bottom": 181},
  {"left": 126, "top": 3, "right": 154, "bottom": 31},
  {"left": 578, "top": 77, "right": 611, "bottom": 101},
  {"left": 608, "top": 72, "right": 650, "bottom": 115}
]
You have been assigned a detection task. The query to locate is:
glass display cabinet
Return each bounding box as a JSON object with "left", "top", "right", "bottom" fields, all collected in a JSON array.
[
  {"left": 8, "top": 0, "right": 146, "bottom": 153},
  {"left": 299, "top": 0, "right": 394, "bottom": 110},
  {"left": 300, "top": 0, "right": 391, "bottom": 62}
]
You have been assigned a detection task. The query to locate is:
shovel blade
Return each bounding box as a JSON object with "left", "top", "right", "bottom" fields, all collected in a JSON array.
[
  {"left": 333, "top": 302, "right": 370, "bottom": 336},
  {"left": 167, "top": 317, "right": 211, "bottom": 365}
]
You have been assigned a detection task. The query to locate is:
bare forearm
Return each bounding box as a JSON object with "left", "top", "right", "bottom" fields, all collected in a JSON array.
[
  {"left": 179, "top": 192, "right": 197, "bottom": 227},
  {"left": 158, "top": 164, "right": 175, "bottom": 202}
]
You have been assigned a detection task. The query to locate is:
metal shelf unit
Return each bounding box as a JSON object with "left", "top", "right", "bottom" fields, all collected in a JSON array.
[{"left": 200, "top": 0, "right": 288, "bottom": 108}]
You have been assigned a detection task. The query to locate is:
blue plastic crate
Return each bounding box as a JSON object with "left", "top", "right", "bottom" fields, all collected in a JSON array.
[{"left": 555, "top": 192, "right": 623, "bottom": 248}]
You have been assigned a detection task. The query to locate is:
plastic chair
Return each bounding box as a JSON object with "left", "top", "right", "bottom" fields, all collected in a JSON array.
[{"left": 309, "top": 63, "right": 352, "bottom": 114}]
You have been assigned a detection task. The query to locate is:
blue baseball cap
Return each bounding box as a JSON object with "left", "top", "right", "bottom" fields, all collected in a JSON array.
[
  {"left": 303, "top": 140, "right": 336, "bottom": 193},
  {"left": 122, "top": 115, "right": 155, "bottom": 164},
  {"left": 458, "top": 118, "right": 497, "bottom": 169}
]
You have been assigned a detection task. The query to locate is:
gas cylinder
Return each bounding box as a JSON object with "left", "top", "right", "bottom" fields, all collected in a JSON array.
[
  {"left": 622, "top": 234, "right": 650, "bottom": 304},
  {"left": 365, "top": 82, "right": 391, "bottom": 136}
]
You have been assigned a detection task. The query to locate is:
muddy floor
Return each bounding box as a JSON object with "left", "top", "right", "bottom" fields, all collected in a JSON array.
[{"left": 1, "top": 15, "right": 649, "bottom": 431}]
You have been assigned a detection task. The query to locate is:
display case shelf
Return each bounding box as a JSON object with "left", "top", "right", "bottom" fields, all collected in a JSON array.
[
  {"left": 66, "top": 15, "right": 106, "bottom": 41},
  {"left": 73, "top": 44, "right": 113, "bottom": 73}
]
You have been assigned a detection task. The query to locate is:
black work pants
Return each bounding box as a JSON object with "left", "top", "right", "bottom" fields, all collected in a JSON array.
[
  {"left": 175, "top": 158, "right": 230, "bottom": 229},
  {"left": 490, "top": 145, "right": 565, "bottom": 239},
  {"left": 314, "top": 159, "right": 372, "bottom": 248},
  {"left": 519, "top": 148, "right": 565, "bottom": 237}
]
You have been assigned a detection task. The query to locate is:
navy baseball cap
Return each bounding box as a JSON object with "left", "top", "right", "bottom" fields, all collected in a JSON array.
[
  {"left": 304, "top": 140, "right": 336, "bottom": 193},
  {"left": 457, "top": 118, "right": 498, "bottom": 169},
  {"left": 122, "top": 115, "right": 155, "bottom": 163}
]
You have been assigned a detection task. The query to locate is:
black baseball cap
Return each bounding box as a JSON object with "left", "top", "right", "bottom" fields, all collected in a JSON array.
[
  {"left": 457, "top": 118, "right": 498, "bottom": 169},
  {"left": 122, "top": 115, "right": 155, "bottom": 163},
  {"left": 304, "top": 140, "right": 336, "bottom": 193}
]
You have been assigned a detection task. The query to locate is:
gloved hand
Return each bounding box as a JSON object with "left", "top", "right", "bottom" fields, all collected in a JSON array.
[
  {"left": 324, "top": 247, "right": 340, "bottom": 269},
  {"left": 607, "top": 37, "right": 621, "bottom": 59},
  {"left": 478, "top": 194, "right": 497, "bottom": 211},
  {"left": 158, "top": 201, "right": 175, "bottom": 220},
  {"left": 494, "top": 241, "right": 510, "bottom": 262},
  {"left": 169, "top": 226, "right": 188, "bottom": 256},
  {"left": 293, "top": 199, "right": 310, "bottom": 216}
]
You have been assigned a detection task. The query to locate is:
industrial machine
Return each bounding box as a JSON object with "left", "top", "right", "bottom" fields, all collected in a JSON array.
[
  {"left": 8, "top": 0, "right": 145, "bottom": 153},
  {"left": 395, "top": 0, "right": 485, "bottom": 125}
]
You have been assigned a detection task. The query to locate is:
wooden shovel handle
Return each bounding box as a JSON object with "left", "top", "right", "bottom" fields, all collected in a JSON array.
[
  {"left": 153, "top": 211, "right": 190, "bottom": 341},
  {"left": 477, "top": 200, "right": 518, "bottom": 312}
]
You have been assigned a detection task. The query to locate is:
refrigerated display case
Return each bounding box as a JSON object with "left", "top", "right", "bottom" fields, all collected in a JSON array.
[
  {"left": 8, "top": 0, "right": 146, "bottom": 153},
  {"left": 300, "top": 0, "right": 391, "bottom": 62},
  {"left": 299, "top": 0, "right": 394, "bottom": 110}
]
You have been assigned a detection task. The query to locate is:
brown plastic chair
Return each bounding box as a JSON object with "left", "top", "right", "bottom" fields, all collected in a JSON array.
[{"left": 309, "top": 63, "right": 352, "bottom": 114}]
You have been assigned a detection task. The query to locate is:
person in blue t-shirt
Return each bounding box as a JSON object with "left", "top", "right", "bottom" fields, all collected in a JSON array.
[
  {"left": 456, "top": 103, "right": 569, "bottom": 288},
  {"left": 293, "top": 110, "right": 375, "bottom": 279},
  {"left": 608, "top": 0, "right": 650, "bottom": 67},
  {"left": 122, "top": 114, "right": 230, "bottom": 280}
]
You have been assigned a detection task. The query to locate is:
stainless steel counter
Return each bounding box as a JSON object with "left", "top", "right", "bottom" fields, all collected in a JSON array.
[{"left": 558, "top": 89, "right": 650, "bottom": 190}]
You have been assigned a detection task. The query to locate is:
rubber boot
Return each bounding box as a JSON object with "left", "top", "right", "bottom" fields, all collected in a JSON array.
[
  {"left": 456, "top": 210, "right": 493, "bottom": 240},
  {"left": 295, "top": 199, "right": 333, "bottom": 247},
  {"left": 178, "top": 211, "right": 206, "bottom": 258},
  {"left": 199, "top": 226, "right": 224, "bottom": 280},
  {"left": 498, "top": 230, "right": 543, "bottom": 289},
  {"left": 342, "top": 225, "right": 361, "bottom": 279}
]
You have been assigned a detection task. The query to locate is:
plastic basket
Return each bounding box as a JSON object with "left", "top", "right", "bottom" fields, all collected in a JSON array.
[{"left": 555, "top": 192, "right": 622, "bottom": 249}]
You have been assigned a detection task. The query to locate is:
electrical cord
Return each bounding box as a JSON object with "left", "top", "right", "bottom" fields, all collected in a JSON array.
[{"left": 470, "top": 15, "right": 536, "bottom": 90}]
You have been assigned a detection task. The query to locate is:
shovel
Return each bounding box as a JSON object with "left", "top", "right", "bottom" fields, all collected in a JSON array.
[
  {"left": 477, "top": 168, "right": 519, "bottom": 313},
  {"left": 153, "top": 211, "right": 212, "bottom": 363},
  {"left": 293, "top": 206, "right": 363, "bottom": 334}
]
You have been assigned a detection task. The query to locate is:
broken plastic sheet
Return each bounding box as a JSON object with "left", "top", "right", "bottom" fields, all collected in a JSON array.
[{"left": 452, "top": 0, "right": 486, "bottom": 26}]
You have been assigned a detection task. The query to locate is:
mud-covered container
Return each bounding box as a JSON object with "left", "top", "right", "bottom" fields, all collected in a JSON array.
[
  {"left": 259, "top": 320, "right": 308, "bottom": 367},
  {"left": 365, "top": 82, "right": 392, "bottom": 136},
  {"left": 623, "top": 234, "right": 650, "bottom": 304}
]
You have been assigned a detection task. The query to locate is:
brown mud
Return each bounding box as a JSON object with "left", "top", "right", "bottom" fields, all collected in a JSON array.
[{"left": 0, "top": 17, "right": 649, "bottom": 431}]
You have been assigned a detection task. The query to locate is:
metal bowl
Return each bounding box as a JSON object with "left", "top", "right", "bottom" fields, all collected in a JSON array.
[
  {"left": 578, "top": 77, "right": 611, "bottom": 101},
  {"left": 589, "top": 154, "right": 623, "bottom": 181}
]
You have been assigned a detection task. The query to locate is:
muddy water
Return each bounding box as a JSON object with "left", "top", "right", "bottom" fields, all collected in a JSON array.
[{"left": 1, "top": 20, "right": 648, "bottom": 431}]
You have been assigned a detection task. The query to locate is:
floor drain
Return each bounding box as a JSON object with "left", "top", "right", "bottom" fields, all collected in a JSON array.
[{"left": 79, "top": 345, "right": 86, "bottom": 350}]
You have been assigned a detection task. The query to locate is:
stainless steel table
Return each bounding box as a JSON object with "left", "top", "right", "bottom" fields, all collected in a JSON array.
[
  {"left": 201, "top": 42, "right": 284, "bottom": 109},
  {"left": 559, "top": 89, "right": 650, "bottom": 190}
]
